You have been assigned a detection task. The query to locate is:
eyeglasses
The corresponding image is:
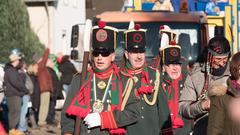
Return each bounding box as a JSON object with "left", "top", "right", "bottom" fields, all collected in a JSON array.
[{"left": 92, "top": 51, "right": 111, "bottom": 57}]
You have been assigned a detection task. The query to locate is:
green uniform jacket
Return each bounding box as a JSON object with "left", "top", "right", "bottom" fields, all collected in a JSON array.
[
  {"left": 160, "top": 72, "right": 192, "bottom": 135},
  {"left": 125, "top": 67, "right": 172, "bottom": 135},
  {"left": 61, "top": 72, "right": 140, "bottom": 135}
]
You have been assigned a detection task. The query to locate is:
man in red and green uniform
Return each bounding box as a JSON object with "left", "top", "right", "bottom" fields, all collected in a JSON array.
[
  {"left": 61, "top": 21, "right": 140, "bottom": 135},
  {"left": 121, "top": 24, "right": 173, "bottom": 135},
  {"left": 151, "top": 25, "right": 191, "bottom": 134},
  {"left": 159, "top": 41, "right": 192, "bottom": 135}
]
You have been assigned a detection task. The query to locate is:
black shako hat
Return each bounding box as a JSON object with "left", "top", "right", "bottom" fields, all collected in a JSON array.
[
  {"left": 92, "top": 21, "right": 118, "bottom": 52},
  {"left": 162, "top": 41, "right": 182, "bottom": 65},
  {"left": 124, "top": 24, "right": 147, "bottom": 52}
]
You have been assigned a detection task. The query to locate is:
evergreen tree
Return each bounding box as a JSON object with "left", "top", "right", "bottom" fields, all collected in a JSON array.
[{"left": 0, "top": 0, "right": 44, "bottom": 64}]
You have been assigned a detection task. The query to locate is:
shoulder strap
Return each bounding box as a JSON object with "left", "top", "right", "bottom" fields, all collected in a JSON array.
[
  {"left": 121, "top": 78, "right": 134, "bottom": 111},
  {"left": 143, "top": 70, "right": 160, "bottom": 105}
]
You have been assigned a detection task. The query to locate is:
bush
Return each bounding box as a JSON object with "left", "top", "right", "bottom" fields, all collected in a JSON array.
[{"left": 0, "top": 0, "right": 44, "bottom": 64}]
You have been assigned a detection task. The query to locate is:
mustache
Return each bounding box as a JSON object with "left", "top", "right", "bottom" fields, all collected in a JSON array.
[
  {"left": 96, "top": 61, "right": 104, "bottom": 64},
  {"left": 135, "top": 57, "right": 143, "bottom": 62}
]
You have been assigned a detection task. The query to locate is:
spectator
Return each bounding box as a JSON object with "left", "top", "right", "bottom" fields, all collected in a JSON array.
[
  {"left": 58, "top": 55, "right": 77, "bottom": 95},
  {"left": 36, "top": 48, "right": 53, "bottom": 127},
  {"left": 4, "top": 53, "right": 28, "bottom": 135},
  {"left": 179, "top": 36, "right": 231, "bottom": 135},
  {"left": 18, "top": 61, "right": 33, "bottom": 134},
  {"left": 207, "top": 52, "right": 240, "bottom": 134},
  {"left": 27, "top": 63, "right": 40, "bottom": 127},
  {"left": 46, "top": 58, "right": 61, "bottom": 126}
]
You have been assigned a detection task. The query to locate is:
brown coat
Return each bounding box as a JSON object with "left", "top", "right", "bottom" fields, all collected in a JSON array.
[
  {"left": 207, "top": 79, "right": 240, "bottom": 135},
  {"left": 37, "top": 48, "right": 52, "bottom": 93}
]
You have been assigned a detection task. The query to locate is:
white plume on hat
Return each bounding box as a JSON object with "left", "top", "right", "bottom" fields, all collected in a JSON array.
[
  {"left": 159, "top": 25, "right": 176, "bottom": 50},
  {"left": 160, "top": 33, "right": 169, "bottom": 50},
  {"left": 128, "top": 20, "right": 135, "bottom": 29},
  {"left": 160, "top": 25, "right": 172, "bottom": 33}
]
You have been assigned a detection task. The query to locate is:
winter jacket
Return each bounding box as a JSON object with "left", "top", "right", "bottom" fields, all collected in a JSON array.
[
  {"left": 4, "top": 63, "right": 28, "bottom": 97},
  {"left": 47, "top": 67, "right": 63, "bottom": 100},
  {"left": 37, "top": 48, "right": 53, "bottom": 93},
  {"left": 207, "top": 79, "right": 240, "bottom": 135},
  {"left": 59, "top": 60, "right": 77, "bottom": 85},
  {"left": 179, "top": 63, "right": 230, "bottom": 135}
]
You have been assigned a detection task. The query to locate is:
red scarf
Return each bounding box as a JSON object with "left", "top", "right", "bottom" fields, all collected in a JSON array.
[
  {"left": 123, "top": 61, "right": 153, "bottom": 95},
  {"left": 162, "top": 73, "right": 184, "bottom": 129},
  {"left": 66, "top": 64, "right": 124, "bottom": 134},
  {"left": 66, "top": 64, "right": 123, "bottom": 116}
]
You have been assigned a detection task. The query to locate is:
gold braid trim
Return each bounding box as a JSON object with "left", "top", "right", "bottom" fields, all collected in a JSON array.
[
  {"left": 121, "top": 78, "right": 134, "bottom": 111},
  {"left": 143, "top": 70, "right": 160, "bottom": 106}
]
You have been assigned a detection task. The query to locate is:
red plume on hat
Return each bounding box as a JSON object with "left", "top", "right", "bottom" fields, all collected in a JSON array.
[
  {"left": 98, "top": 21, "right": 106, "bottom": 29},
  {"left": 169, "top": 40, "right": 177, "bottom": 46},
  {"left": 134, "top": 24, "right": 141, "bottom": 30},
  {"left": 160, "top": 25, "right": 164, "bottom": 30}
]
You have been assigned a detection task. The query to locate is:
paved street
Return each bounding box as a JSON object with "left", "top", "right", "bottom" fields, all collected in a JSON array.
[{"left": 28, "top": 111, "right": 61, "bottom": 135}]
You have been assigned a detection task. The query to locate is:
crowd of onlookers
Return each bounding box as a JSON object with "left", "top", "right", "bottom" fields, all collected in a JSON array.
[{"left": 0, "top": 48, "right": 77, "bottom": 135}]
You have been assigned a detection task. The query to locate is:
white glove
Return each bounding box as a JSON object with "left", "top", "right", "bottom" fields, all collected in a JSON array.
[{"left": 84, "top": 113, "right": 101, "bottom": 128}]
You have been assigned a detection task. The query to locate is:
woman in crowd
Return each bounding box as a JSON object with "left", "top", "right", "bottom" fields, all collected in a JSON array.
[{"left": 207, "top": 52, "right": 240, "bottom": 135}]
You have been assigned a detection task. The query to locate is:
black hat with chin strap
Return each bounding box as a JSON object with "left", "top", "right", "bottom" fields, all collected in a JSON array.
[
  {"left": 124, "top": 24, "right": 147, "bottom": 53},
  {"left": 162, "top": 41, "right": 182, "bottom": 65},
  {"left": 92, "top": 21, "right": 118, "bottom": 52}
]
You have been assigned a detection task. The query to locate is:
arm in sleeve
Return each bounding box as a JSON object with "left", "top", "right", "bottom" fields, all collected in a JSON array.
[
  {"left": 207, "top": 96, "right": 225, "bottom": 135},
  {"left": 9, "top": 70, "right": 28, "bottom": 93},
  {"left": 158, "top": 88, "right": 173, "bottom": 135},
  {"left": 179, "top": 75, "right": 207, "bottom": 119},
  {"left": 100, "top": 86, "right": 141, "bottom": 129},
  {"left": 61, "top": 74, "right": 81, "bottom": 134},
  {"left": 38, "top": 48, "right": 50, "bottom": 70}
]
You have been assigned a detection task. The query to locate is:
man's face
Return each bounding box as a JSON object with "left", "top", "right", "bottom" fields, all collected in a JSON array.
[
  {"left": 12, "top": 59, "right": 20, "bottom": 68},
  {"left": 125, "top": 51, "right": 145, "bottom": 69},
  {"left": 211, "top": 55, "right": 228, "bottom": 69},
  {"left": 163, "top": 64, "right": 182, "bottom": 79},
  {"left": 92, "top": 51, "right": 115, "bottom": 70}
]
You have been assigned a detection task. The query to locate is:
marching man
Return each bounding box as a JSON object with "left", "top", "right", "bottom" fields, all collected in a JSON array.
[{"left": 61, "top": 21, "right": 140, "bottom": 135}]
